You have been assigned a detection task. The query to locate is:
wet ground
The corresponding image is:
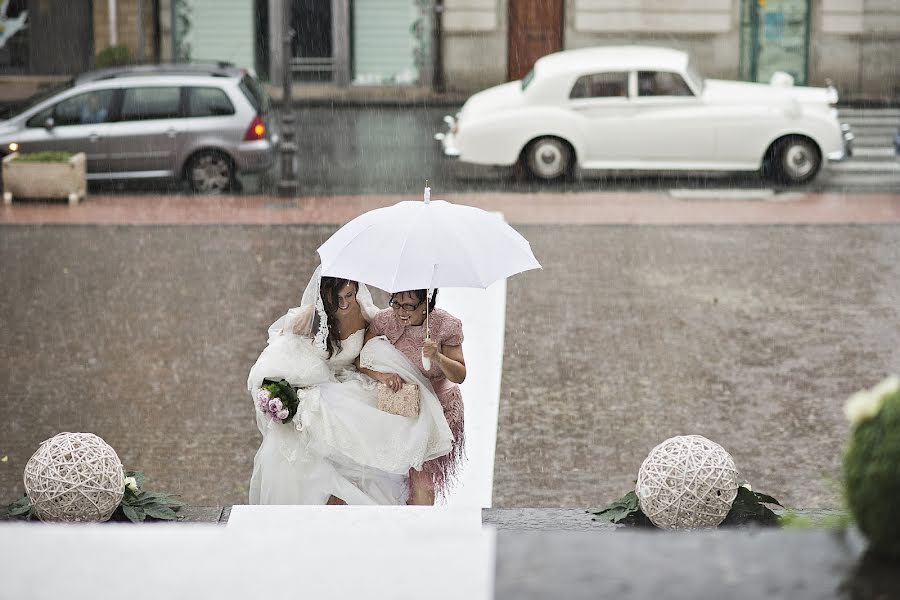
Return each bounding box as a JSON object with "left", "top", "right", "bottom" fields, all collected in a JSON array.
[
  {"left": 2, "top": 220, "right": 898, "bottom": 508},
  {"left": 86, "top": 106, "right": 900, "bottom": 196}
]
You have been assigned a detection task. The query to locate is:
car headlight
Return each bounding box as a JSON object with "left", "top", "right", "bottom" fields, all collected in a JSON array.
[{"left": 8, "top": 142, "right": 18, "bottom": 152}]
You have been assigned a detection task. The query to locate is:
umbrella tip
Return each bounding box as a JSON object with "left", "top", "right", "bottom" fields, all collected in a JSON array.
[{"left": 424, "top": 181, "right": 431, "bottom": 204}]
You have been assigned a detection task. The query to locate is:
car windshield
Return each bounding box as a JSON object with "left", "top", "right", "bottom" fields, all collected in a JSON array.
[
  {"left": 0, "top": 79, "right": 74, "bottom": 120},
  {"left": 685, "top": 60, "right": 705, "bottom": 93},
  {"left": 238, "top": 74, "right": 271, "bottom": 115},
  {"left": 521, "top": 68, "right": 536, "bottom": 91}
]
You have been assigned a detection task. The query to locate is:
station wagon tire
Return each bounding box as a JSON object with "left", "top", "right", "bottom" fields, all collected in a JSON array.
[
  {"left": 524, "top": 137, "right": 572, "bottom": 181},
  {"left": 187, "top": 150, "right": 234, "bottom": 194},
  {"left": 768, "top": 136, "right": 821, "bottom": 186}
]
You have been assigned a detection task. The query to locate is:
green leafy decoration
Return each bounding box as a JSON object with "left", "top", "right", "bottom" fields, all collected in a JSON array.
[
  {"left": 589, "top": 486, "right": 783, "bottom": 528},
  {"left": 588, "top": 491, "right": 654, "bottom": 527},
  {"left": 121, "top": 505, "right": 146, "bottom": 523},
  {"left": 1, "top": 495, "right": 33, "bottom": 520},
  {"left": 144, "top": 506, "right": 178, "bottom": 520},
  {"left": 720, "top": 486, "right": 781, "bottom": 527}
]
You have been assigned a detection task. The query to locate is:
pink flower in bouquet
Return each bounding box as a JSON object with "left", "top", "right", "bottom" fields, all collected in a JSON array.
[
  {"left": 276, "top": 409, "right": 289, "bottom": 420},
  {"left": 268, "top": 398, "right": 283, "bottom": 413},
  {"left": 255, "top": 389, "right": 271, "bottom": 404}
]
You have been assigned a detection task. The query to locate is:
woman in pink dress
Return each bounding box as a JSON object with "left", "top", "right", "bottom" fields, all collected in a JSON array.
[{"left": 361, "top": 289, "right": 466, "bottom": 505}]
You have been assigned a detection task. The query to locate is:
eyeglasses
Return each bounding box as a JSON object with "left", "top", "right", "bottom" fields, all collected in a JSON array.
[{"left": 389, "top": 298, "right": 423, "bottom": 312}]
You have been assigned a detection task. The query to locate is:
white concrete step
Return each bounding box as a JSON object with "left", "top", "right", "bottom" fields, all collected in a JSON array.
[
  {"left": 228, "top": 504, "right": 483, "bottom": 531},
  {"left": 851, "top": 147, "right": 896, "bottom": 159},
  {"left": 829, "top": 160, "right": 900, "bottom": 173},
  {"left": 0, "top": 523, "right": 497, "bottom": 600}
]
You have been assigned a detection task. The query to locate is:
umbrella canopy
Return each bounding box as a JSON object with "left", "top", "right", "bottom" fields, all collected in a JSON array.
[{"left": 317, "top": 195, "right": 541, "bottom": 294}]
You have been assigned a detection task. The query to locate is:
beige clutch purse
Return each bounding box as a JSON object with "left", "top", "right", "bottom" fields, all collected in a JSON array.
[{"left": 377, "top": 383, "right": 420, "bottom": 418}]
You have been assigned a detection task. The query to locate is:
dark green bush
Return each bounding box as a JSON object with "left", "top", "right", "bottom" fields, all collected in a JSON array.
[{"left": 844, "top": 379, "right": 900, "bottom": 557}]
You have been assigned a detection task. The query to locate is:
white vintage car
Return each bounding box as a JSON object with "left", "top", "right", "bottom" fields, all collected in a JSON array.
[{"left": 436, "top": 46, "right": 853, "bottom": 185}]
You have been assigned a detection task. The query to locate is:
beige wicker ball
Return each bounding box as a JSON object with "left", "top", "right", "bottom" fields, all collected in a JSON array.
[
  {"left": 635, "top": 434, "right": 739, "bottom": 530},
  {"left": 23, "top": 432, "right": 125, "bottom": 522}
]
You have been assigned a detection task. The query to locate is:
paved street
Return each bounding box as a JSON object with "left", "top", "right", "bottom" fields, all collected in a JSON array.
[
  {"left": 87, "top": 107, "right": 900, "bottom": 197},
  {"left": 2, "top": 192, "right": 899, "bottom": 510}
]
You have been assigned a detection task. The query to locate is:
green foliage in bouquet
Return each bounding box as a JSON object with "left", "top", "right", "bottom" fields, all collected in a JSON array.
[
  {"left": 843, "top": 376, "right": 900, "bottom": 557},
  {"left": 589, "top": 485, "right": 781, "bottom": 528},
  {"left": 262, "top": 377, "right": 300, "bottom": 424}
]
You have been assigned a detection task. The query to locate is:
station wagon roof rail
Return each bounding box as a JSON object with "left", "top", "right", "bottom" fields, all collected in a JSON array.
[{"left": 75, "top": 62, "right": 242, "bottom": 85}]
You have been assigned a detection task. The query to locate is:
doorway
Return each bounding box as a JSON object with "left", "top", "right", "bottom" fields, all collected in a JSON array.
[
  {"left": 739, "top": 0, "right": 810, "bottom": 85},
  {"left": 507, "top": 0, "right": 563, "bottom": 81},
  {"left": 291, "top": 0, "right": 333, "bottom": 82}
]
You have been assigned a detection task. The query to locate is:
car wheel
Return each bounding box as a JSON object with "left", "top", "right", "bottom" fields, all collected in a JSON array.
[
  {"left": 188, "top": 151, "right": 234, "bottom": 194},
  {"left": 770, "top": 136, "right": 820, "bottom": 185},
  {"left": 525, "top": 137, "right": 571, "bottom": 181}
]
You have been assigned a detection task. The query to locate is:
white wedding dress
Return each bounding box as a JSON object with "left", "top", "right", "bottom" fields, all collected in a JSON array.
[{"left": 247, "top": 268, "right": 453, "bottom": 505}]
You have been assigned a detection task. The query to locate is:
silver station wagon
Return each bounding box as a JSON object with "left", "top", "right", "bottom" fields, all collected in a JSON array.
[{"left": 0, "top": 64, "right": 278, "bottom": 193}]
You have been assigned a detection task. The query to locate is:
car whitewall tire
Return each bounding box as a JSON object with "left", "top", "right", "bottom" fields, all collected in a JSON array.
[
  {"left": 525, "top": 137, "right": 571, "bottom": 181},
  {"left": 771, "top": 137, "right": 820, "bottom": 185}
]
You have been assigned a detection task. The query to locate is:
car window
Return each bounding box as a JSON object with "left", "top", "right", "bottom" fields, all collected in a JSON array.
[
  {"left": 1, "top": 79, "right": 73, "bottom": 120},
  {"left": 33, "top": 89, "right": 116, "bottom": 127},
  {"left": 569, "top": 72, "right": 628, "bottom": 99},
  {"left": 120, "top": 87, "right": 182, "bottom": 121},
  {"left": 238, "top": 75, "right": 270, "bottom": 114},
  {"left": 637, "top": 71, "right": 694, "bottom": 97},
  {"left": 188, "top": 87, "right": 236, "bottom": 117},
  {"left": 26, "top": 107, "right": 54, "bottom": 128}
]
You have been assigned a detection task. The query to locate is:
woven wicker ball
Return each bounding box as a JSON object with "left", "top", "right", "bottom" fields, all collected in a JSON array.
[
  {"left": 23, "top": 432, "right": 125, "bottom": 522},
  {"left": 635, "top": 434, "right": 739, "bottom": 530}
]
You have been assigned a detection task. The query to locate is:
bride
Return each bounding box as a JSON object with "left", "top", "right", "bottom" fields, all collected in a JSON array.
[{"left": 247, "top": 266, "right": 453, "bottom": 505}]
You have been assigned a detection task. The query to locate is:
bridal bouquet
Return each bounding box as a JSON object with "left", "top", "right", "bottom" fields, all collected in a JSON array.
[{"left": 255, "top": 378, "right": 300, "bottom": 424}]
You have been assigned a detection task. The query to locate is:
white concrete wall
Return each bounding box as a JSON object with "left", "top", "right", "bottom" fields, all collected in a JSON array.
[
  {"left": 810, "top": 0, "right": 900, "bottom": 99},
  {"left": 442, "top": 0, "right": 506, "bottom": 91}
]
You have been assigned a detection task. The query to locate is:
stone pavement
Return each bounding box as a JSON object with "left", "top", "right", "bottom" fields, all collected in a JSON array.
[
  {"left": 2, "top": 191, "right": 900, "bottom": 225},
  {"left": 3, "top": 191, "right": 900, "bottom": 510}
]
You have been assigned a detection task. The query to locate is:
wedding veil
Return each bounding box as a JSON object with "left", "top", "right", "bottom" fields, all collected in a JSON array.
[{"left": 266, "top": 265, "right": 380, "bottom": 350}]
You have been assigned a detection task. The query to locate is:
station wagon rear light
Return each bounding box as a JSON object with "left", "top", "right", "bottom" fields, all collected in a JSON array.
[{"left": 244, "top": 115, "right": 266, "bottom": 141}]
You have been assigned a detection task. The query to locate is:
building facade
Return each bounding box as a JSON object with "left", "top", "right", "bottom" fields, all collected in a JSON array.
[
  {"left": 1, "top": 0, "right": 897, "bottom": 100},
  {"left": 442, "top": 0, "right": 900, "bottom": 99},
  {"left": 166, "top": 0, "right": 435, "bottom": 88}
]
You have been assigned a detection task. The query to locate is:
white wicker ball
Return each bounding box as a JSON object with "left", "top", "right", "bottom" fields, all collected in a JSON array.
[
  {"left": 23, "top": 432, "right": 125, "bottom": 522},
  {"left": 635, "top": 434, "right": 739, "bottom": 530}
]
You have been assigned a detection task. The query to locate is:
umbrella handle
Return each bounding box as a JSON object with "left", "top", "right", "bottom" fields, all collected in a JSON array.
[{"left": 422, "top": 289, "right": 432, "bottom": 370}]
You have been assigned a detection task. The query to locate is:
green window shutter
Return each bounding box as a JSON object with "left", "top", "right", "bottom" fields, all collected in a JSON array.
[
  {"left": 353, "top": 0, "right": 418, "bottom": 84},
  {"left": 188, "top": 0, "right": 255, "bottom": 71}
]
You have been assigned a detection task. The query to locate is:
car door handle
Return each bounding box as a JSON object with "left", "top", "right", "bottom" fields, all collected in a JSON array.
[{"left": 166, "top": 128, "right": 178, "bottom": 138}]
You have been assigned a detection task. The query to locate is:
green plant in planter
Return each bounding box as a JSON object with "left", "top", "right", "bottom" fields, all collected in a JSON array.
[
  {"left": 843, "top": 375, "right": 900, "bottom": 557},
  {"left": 95, "top": 45, "right": 132, "bottom": 68},
  {"left": 12, "top": 151, "right": 74, "bottom": 163}
]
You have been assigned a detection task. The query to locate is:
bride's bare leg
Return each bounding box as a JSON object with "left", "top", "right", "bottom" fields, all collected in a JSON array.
[
  {"left": 407, "top": 468, "right": 435, "bottom": 506},
  {"left": 326, "top": 495, "right": 347, "bottom": 505}
]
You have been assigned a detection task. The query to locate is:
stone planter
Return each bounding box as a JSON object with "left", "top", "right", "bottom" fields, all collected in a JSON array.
[{"left": 2, "top": 152, "right": 86, "bottom": 205}]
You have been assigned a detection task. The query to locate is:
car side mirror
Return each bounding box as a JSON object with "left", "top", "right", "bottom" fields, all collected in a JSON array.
[{"left": 43, "top": 117, "right": 55, "bottom": 130}]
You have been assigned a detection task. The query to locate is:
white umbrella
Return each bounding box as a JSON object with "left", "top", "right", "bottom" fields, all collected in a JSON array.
[
  {"left": 317, "top": 187, "right": 541, "bottom": 364},
  {"left": 317, "top": 187, "right": 541, "bottom": 294}
]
